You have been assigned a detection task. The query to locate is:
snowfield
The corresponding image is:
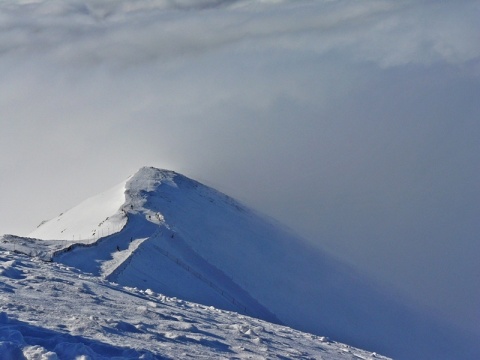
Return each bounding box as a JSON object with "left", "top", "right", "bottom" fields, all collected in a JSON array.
[
  {"left": 1, "top": 167, "right": 479, "bottom": 359},
  {"left": 0, "top": 250, "right": 388, "bottom": 359}
]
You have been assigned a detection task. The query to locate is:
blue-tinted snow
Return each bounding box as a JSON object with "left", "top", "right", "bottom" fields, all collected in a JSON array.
[{"left": 0, "top": 250, "right": 387, "bottom": 359}]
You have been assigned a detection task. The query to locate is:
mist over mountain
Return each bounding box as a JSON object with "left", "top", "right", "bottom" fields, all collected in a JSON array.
[
  {"left": 1, "top": 0, "right": 479, "bottom": 355},
  {"left": 6, "top": 167, "right": 477, "bottom": 359}
]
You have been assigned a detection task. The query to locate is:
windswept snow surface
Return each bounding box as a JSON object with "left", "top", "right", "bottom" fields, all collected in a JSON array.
[
  {"left": 0, "top": 250, "right": 389, "bottom": 360},
  {"left": 11, "top": 167, "right": 480, "bottom": 359}
]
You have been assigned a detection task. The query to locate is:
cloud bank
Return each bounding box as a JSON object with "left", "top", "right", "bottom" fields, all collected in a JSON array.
[{"left": 1, "top": 0, "right": 479, "bottom": 339}]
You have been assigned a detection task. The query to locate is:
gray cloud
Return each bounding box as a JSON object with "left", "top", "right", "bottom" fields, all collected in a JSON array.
[
  {"left": 2, "top": 0, "right": 479, "bottom": 67},
  {"left": 1, "top": 0, "right": 479, "bottom": 339}
]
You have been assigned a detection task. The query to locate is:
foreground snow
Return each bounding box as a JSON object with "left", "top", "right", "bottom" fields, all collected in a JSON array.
[{"left": 0, "top": 250, "right": 387, "bottom": 360}]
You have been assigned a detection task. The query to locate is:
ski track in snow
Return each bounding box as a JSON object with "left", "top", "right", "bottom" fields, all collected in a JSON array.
[{"left": 0, "top": 250, "right": 387, "bottom": 360}]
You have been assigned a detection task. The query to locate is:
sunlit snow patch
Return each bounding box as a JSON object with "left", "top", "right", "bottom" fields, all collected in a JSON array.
[{"left": 28, "top": 180, "right": 128, "bottom": 242}]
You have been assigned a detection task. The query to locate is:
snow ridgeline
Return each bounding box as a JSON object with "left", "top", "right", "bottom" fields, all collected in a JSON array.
[
  {"left": 0, "top": 250, "right": 389, "bottom": 360},
  {"left": 3, "top": 219, "right": 264, "bottom": 321},
  {"left": 107, "top": 226, "right": 252, "bottom": 316},
  {"left": 4, "top": 212, "right": 278, "bottom": 324}
]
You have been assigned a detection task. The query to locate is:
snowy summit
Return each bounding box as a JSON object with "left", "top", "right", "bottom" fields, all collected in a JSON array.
[{"left": 2, "top": 167, "right": 479, "bottom": 359}]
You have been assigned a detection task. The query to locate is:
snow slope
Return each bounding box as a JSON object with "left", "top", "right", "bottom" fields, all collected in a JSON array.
[
  {"left": 29, "top": 180, "right": 128, "bottom": 242},
  {"left": 0, "top": 249, "right": 389, "bottom": 360},
  {"left": 14, "top": 166, "right": 480, "bottom": 359}
]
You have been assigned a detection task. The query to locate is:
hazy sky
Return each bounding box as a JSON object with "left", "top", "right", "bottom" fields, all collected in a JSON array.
[{"left": 1, "top": 0, "right": 479, "bottom": 338}]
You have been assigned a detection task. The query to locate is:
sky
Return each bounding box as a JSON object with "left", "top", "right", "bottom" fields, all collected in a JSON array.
[{"left": 1, "top": 0, "right": 479, "bottom": 339}]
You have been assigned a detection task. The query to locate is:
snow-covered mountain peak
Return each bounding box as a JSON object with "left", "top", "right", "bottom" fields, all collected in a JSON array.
[
  {"left": 125, "top": 166, "right": 230, "bottom": 205},
  {"left": 127, "top": 167, "right": 178, "bottom": 194},
  {"left": 8, "top": 167, "right": 480, "bottom": 359},
  {"left": 28, "top": 167, "right": 185, "bottom": 241}
]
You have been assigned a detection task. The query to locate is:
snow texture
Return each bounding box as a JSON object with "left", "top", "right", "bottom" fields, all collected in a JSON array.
[{"left": 0, "top": 249, "right": 388, "bottom": 360}]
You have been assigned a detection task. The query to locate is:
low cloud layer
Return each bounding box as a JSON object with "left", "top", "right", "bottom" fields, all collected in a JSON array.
[{"left": 1, "top": 0, "right": 479, "bottom": 338}]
